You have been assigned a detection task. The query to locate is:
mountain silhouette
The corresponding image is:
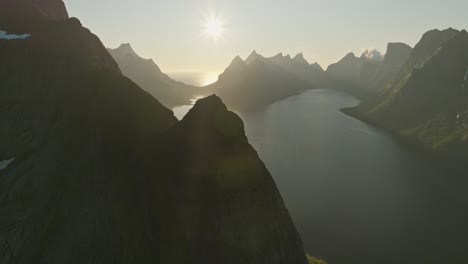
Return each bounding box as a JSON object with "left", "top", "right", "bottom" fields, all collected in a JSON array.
[
  {"left": 108, "top": 43, "right": 203, "bottom": 107},
  {"left": 207, "top": 52, "right": 313, "bottom": 111},
  {"left": 327, "top": 44, "right": 413, "bottom": 98},
  {"left": 0, "top": 1, "right": 308, "bottom": 263}
]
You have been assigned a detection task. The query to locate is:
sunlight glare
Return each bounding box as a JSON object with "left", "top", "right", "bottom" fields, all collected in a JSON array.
[{"left": 204, "top": 17, "right": 224, "bottom": 40}]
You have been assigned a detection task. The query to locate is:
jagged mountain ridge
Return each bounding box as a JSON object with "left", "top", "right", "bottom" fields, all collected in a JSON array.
[
  {"left": 108, "top": 43, "right": 204, "bottom": 107},
  {"left": 206, "top": 52, "right": 314, "bottom": 111},
  {"left": 326, "top": 44, "right": 413, "bottom": 98},
  {"left": 244, "top": 51, "right": 328, "bottom": 86}
]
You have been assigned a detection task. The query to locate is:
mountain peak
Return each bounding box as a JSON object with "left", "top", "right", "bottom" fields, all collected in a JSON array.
[
  {"left": 294, "top": 52, "right": 304, "bottom": 59},
  {"left": 344, "top": 52, "right": 357, "bottom": 59},
  {"left": 229, "top": 55, "right": 247, "bottom": 68},
  {"left": 118, "top": 43, "right": 137, "bottom": 54},
  {"left": 182, "top": 95, "right": 245, "bottom": 139},
  {"left": 108, "top": 43, "right": 140, "bottom": 59},
  {"left": 310, "top": 62, "right": 325, "bottom": 72},
  {"left": 360, "top": 49, "right": 384, "bottom": 62},
  {"left": 293, "top": 53, "right": 309, "bottom": 65},
  {"left": 272, "top": 52, "right": 284, "bottom": 58},
  {"left": 0, "top": 0, "right": 69, "bottom": 21},
  {"left": 245, "top": 50, "right": 265, "bottom": 64}
]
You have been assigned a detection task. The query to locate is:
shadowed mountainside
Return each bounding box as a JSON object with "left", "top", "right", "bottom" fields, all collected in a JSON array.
[
  {"left": 0, "top": 2, "right": 308, "bottom": 263},
  {"left": 326, "top": 44, "right": 413, "bottom": 98},
  {"left": 345, "top": 28, "right": 468, "bottom": 159}
]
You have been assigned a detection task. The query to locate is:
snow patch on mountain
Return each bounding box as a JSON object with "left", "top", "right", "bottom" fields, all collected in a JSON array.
[
  {"left": 0, "top": 30, "right": 31, "bottom": 40},
  {"left": 0, "top": 158, "right": 15, "bottom": 170}
]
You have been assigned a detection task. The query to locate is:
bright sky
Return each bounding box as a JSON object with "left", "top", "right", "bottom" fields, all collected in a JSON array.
[{"left": 65, "top": 0, "right": 468, "bottom": 73}]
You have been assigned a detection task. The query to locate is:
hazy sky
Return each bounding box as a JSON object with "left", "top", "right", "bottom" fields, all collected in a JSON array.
[{"left": 65, "top": 0, "right": 468, "bottom": 73}]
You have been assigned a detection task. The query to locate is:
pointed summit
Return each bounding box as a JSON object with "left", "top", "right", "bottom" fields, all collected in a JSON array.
[
  {"left": 245, "top": 50, "right": 265, "bottom": 64},
  {"left": 343, "top": 52, "right": 357, "bottom": 60},
  {"left": 226, "top": 55, "right": 247, "bottom": 71},
  {"left": 310, "top": 62, "right": 325, "bottom": 72},
  {"left": 109, "top": 43, "right": 139, "bottom": 59},
  {"left": 293, "top": 53, "right": 310, "bottom": 65},
  {"left": 231, "top": 55, "right": 246, "bottom": 65},
  {"left": 272, "top": 52, "right": 285, "bottom": 59}
]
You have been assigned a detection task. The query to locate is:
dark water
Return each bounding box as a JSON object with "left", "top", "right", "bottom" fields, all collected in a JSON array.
[{"left": 174, "top": 89, "right": 468, "bottom": 264}]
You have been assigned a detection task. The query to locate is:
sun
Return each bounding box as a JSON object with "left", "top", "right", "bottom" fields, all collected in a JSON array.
[{"left": 204, "top": 17, "right": 224, "bottom": 39}]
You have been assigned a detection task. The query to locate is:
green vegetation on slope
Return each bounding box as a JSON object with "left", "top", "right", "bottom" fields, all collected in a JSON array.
[{"left": 307, "top": 254, "right": 328, "bottom": 264}]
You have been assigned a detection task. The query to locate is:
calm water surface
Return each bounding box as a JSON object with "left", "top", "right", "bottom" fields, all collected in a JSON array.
[{"left": 173, "top": 88, "right": 468, "bottom": 264}]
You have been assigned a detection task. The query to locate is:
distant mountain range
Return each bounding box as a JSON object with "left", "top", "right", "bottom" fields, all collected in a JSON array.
[
  {"left": 0, "top": 1, "right": 308, "bottom": 263},
  {"left": 110, "top": 46, "right": 331, "bottom": 111},
  {"left": 345, "top": 28, "right": 468, "bottom": 159},
  {"left": 205, "top": 51, "right": 316, "bottom": 110}
]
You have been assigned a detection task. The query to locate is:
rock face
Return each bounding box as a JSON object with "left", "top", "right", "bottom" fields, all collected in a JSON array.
[
  {"left": 369, "top": 43, "right": 413, "bottom": 90},
  {"left": 347, "top": 29, "right": 468, "bottom": 158},
  {"left": 326, "top": 44, "right": 413, "bottom": 98},
  {"left": 207, "top": 52, "right": 312, "bottom": 111},
  {"left": 0, "top": 1, "right": 308, "bottom": 263},
  {"left": 108, "top": 44, "right": 203, "bottom": 107},
  {"left": 0, "top": 0, "right": 68, "bottom": 20}
]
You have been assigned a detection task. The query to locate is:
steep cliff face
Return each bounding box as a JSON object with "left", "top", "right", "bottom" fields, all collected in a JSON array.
[
  {"left": 326, "top": 44, "right": 413, "bottom": 98},
  {"left": 0, "top": 2, "right": 308, "bottom": 263},
  {"left": 369, "top": 43, "right": 413, "bottom": 91},
  {"left": 0, "top": 0, "right": 68, "bottom": 20}
]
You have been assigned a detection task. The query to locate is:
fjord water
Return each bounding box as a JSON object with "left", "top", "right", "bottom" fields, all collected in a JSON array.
[{"left": 173, "top": 89, "right": 468, "bottom": 264}]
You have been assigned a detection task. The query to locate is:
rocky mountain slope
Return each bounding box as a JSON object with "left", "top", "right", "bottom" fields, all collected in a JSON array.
[
  {"left": 108, "top": 44, "right": 203, "bottom": 107},
  {"left": 0, "top": 1, "right": 308, "bottom": 263},
  {"left": 345, "top": 28, "right": 468, "bottom": 158},
  {"left": 326, "top": 44, "right": 412, "bottom": 98}
]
